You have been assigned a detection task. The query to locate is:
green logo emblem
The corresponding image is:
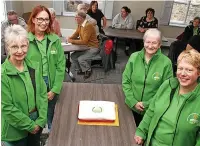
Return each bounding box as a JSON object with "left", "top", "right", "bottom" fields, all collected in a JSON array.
[
  {"left": 92, "top": 106, "right": 103, "bottom": 113},
  {"left": 187, "top": 113, "right": 200, "bottom": 125},
  {"left": 50, "top": 48, "right": 57, "bottom": 54},
  {"left": 152, "top": 72, "right": 161, "bottom": 81}
]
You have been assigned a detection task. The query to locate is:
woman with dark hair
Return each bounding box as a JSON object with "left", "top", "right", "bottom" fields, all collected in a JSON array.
[
  {"left": 87, "top": 1, "right": 107, "bottom": 34},
  {"left": 137, "top": 8, "right": 158, "bottom": 33},
  {"left": 26, "top": 5, "right": 66, "bottom": 132},
  {"left": 112, "top": 6, "right": 134, "bottom": 56},
  {"left": 112, "top": 6, "right": 133, "bottom": 29}
]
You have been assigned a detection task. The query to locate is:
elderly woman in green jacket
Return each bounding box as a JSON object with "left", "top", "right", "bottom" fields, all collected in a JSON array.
[
  {"left": 135, "top": 49, "right": 200, "bottom": 146},
  {"left": 26, "top": 5, "right": 66, "bottom": 131},
  {"left": 122, "top": 29, "right": 173, "bottom": 126},
  {"left": 1, "top": 25, "right": 47, "bottom": 146}
]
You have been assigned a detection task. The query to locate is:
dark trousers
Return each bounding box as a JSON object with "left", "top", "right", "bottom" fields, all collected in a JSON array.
[{"left": 132, "top": 111, "right": 143, "bottom": 127}]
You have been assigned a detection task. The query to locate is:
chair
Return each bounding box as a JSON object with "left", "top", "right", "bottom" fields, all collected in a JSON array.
[
  {"left": 136, "top": 20, "right": 141, "bottom": 29},
  {"left": 91, "top": 34, "right": 115, "bottom": 72}
]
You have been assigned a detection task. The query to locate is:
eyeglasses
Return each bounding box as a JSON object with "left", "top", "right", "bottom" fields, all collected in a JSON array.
[
  {"left": 9, "top": 45, "right": 28, "bottom": 53},
  {"left": 36, "top": 17, "right": 50, "bottom": 24}
]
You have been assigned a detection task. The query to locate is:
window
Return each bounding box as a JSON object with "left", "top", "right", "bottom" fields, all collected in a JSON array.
[
  {"left": 169, "top": 0, "right": 200, "bottom": 26},
  {"left": 53, "top": 0, "right": 113, "bottom": 19},
  {"left": 0, "top": 0, "right": 7, "bottom": 22}
]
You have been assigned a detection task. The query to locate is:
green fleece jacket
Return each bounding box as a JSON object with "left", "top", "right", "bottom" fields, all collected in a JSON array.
[
  {"left": 1, "top": 58, "right": 47, "bottom": 141},
  {"left": 136, "top": 78, "right": 200, "bottom": 146},
  {"left": 27, "top": 32, "right": 66, "bottom": 94},
  {"left": 122, "top": 49, "right": 173, "bottom": 114}
]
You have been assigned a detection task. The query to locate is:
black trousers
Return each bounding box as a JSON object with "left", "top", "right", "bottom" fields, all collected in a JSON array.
[{"left": 132, "top": 111, "right": 143, "bottom": 127}]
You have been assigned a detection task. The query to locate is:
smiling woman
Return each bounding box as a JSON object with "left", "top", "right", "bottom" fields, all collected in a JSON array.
[
  {"left": 1, "top": 24, "right": 48, "bottom": 146},
  {"left": 26, "top": 5, "right": 66, "bottom": 132},
  {"left": 122, "top": 29, "right": 173, "bottom": 126}
]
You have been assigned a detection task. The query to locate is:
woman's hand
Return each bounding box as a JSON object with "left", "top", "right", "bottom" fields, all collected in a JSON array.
[
  {"left": 30, "top": 125, "right": 40, "bottom": 134},
  {"left": 134, "top": 102, "right": 144, "bottom": 112},
  {"left": 48, "top": 91, "right": 55, "bottom": 100},
  {"left": 134, "top": 135, "right": 144, "bottom": 145}
]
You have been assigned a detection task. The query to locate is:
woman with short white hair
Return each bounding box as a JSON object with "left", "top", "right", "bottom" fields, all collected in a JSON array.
[
  {"left": 122, "top": 28, "right": 173, "bottom": 126},
  {"left": 1, "top": 24, "right": 47, "bottom": 146},
  {"left": 48, "top": 8, "right": 62, "bottom": 37}
]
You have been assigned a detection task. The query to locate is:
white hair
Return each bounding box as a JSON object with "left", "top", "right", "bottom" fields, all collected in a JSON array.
[
  {"left": 143, "top": 28, "right": 162, "bottom": 43},
  {"left": 48, "top": 8, "right": 56, "bottom": 15},
  {"left": 4, "top": 24, "right": 28, "bottom": 53},
  {"left": 77, "top": 4, "right": 87, "bottom": 13}
]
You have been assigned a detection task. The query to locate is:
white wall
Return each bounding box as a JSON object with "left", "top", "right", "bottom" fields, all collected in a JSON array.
[{"left": 13, "top": 0, "right": 184, "bottom": 38}]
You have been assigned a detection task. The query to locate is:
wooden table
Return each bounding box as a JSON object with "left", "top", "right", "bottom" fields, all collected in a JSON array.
[
  {"left": 104, "top": 27, "right": 171, "bottom": 47},
  {"left": 48, "top": 83, "right": 138, "bottom": 146}
]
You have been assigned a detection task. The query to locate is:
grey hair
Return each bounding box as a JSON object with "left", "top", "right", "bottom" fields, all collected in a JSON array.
[
  {"left": 48, "top": 8, "right": 56, "bottom": 15},
  {"left": 4, "top": 24, "right": 28, "bottom": 53},
  {"left": 143, "top": 28, "right": 162, "bottom": 43},
  {"left": 77, "top": 4, "right": 87, "bottom": 13},
  {"left": 76, "top": 10, "right": 86, "bottom": 19}
]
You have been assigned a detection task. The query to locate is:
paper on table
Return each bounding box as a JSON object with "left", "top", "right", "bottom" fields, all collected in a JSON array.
[
  {"left": 77, "top": 104, "right": 119, "bottom": 126},
  {"left": 61, "top": 42, "right": 72, "bottom": 46}
]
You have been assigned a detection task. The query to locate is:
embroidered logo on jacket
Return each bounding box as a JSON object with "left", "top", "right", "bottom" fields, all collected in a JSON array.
[
  {"left": 152, "top": 72, "right": 161, "bottom": 81},
  {"left": 50, "top": 48, "right": 57, "bottom": 54},
  {"left": 187, "top": 113, "right": 200, "bottom": 125}
]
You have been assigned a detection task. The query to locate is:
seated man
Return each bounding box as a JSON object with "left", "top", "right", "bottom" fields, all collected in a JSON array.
[
  {"left": 1, "top": 10, "right": 27, "bottom": 56},
  {"left": 67, "top": 11, "right": 99, "bottom": 79},
  {"left": 77, "top": 4, "right": 99, "bottom": 36}
]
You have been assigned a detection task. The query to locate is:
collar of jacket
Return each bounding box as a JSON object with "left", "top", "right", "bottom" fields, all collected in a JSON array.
[
  {"left": 2, "top": 57, "right": 37, "bottom": 75},
  {"left": 28, "top": 32, "right": 60, "bottom": 43},
  {"left": 138, "top": 48, "right": 161, "bottom": 61},
  {"left": 169, "top": 77, "right": 200, "bottom": 101}
]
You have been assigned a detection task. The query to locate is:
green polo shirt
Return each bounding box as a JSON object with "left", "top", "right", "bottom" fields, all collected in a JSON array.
[
  {"left": 151, "top": 87, "right": 192, "bottom": 146},
  {"left": 193, "top": 27, "right": 198, "bottom": 36},
  {"left": 35, "top": 35, "right": 48, "bottom": 76},
  {"left": 9, "top": 61, "right": 36, "bottom": 112}
]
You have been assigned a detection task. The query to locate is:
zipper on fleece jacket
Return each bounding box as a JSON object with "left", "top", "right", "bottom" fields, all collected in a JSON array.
[
  {"left": 171, "top": 95, "right": 191, "bottom": 146},
  {"left": 141, "top": 59, "right": 152, "bottom": 101}
]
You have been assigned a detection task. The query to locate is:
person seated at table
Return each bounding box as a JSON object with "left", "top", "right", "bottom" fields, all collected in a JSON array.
[
  {"left": 122, "top": 29, "right": 173, "bottom": 126},
  {"left": 48, "top": 8, "right": 62, "bottom": 37},
  {"left": 1, "top": 10, "right": 27, "bottom": 56},
  {"left": 1, "top": 25, "right": 47, "bottom": 146},
  {"left": 182, "top": 16, "right": 200, "bottom": 42},
  {"left": 26, "top": 5, "right": 66, "bottom": 132},
  {"left": 112, "top": 6, "right": 134, "bottom": 56},
  {"left": 137, "top": 8, "right": 158, "bottom": 33},
  {"left": 77, "top": 3, "right": 99, "bottom": 36},
  {"left": 67, "top": 11, "right": 99, "bottom": 79},
  {"left": 135, "top": 49, "right": 200, "bottom": 146},
  {"left": 87, "top": 1, "right": 107, "bottom": 34}
]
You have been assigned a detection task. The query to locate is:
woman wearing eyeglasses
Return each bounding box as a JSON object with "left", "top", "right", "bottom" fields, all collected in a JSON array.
[
  {"left": 134, "top": 49, "right": 200, "bottom": 146},
  {"left": 26, "top": 5, "right": 66, "bottom": 132},
  {"left": 1, "top": 25, "right": 47, "bottom": 146}
]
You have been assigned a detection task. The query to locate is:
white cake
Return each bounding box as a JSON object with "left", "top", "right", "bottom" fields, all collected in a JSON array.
[{"left": 78, "top": 100, "right": 116, "bottom": 121}]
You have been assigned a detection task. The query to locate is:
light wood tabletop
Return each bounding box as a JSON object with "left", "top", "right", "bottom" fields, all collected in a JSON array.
[
  {"left": 48, "top": 83, "right": 138, "bottom": 146},
  {"left": 104, "top": 27, "right": 172, "bottom": 47}
]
